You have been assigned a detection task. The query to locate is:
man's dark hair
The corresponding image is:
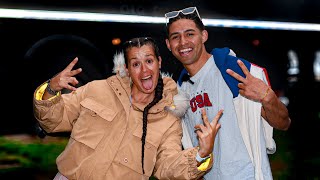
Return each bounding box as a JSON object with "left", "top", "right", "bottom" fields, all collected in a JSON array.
[{"left": 166, "top": 12, "right": 205, "bottom": 37}]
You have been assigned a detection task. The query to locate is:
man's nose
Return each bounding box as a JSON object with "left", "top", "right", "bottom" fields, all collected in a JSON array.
[{"left": 180, "top": 36, "right": 187, "bottom": 45}]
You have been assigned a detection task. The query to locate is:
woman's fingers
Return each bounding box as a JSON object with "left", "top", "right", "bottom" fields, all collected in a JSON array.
[
  {"left": 194, "top": 109, "right": 223, "bottom": 138},
  {"left": 64, "top": 57, "right": 79, "bottom": 72},
  {"left": 210, "top": 109, "right": 223, "bottom": 128},
  {"left": 201, "top": 108, "right": 211, "bottom": 128}
]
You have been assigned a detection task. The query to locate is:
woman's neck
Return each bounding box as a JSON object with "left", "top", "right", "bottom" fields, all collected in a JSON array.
[{"left": 131, "top": 90, "right": 155, "bottom": 105}]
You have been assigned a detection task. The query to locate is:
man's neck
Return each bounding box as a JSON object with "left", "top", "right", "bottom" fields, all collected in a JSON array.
[{"left": 185, "top": 52, "right": 212, "bottom": 77}]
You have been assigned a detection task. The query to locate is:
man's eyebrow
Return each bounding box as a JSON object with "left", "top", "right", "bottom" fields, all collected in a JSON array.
[{"left": 169, "top": 29, "right": 196, "bottom": 38}]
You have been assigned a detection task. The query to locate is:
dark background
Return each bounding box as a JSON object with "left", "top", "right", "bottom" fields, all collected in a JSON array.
[{"left": 0, "top": 0, "right": 320, "bottom": 179}]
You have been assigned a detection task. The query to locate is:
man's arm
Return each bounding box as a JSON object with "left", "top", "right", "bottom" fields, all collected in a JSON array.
[
  {"left": 226, "top": 60, "right": 291, "bottom": 131},
  {"left": 259, "top": 86, "right": 291, "bottom": 130}
]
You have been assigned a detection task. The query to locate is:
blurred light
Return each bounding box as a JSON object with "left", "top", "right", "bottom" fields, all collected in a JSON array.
[
  {"left": 112, "top": 38, "right": 121, "bottom": 45},
  {"left": 314, "top": 51, "right": 320, "bottom": 82},
  {"left": 0, "top": 8, "right": 163, "bottom": 23},
  {"left": 252, "top": 39, "right": 260, "bottom": 46},
  {"left": 287, "top": 50, "right": 300, "bottom": 74},
  {"left": 279, "top": 96, "right": 289, "bottom": 106},
  {"left": 203, "top": 19, "right": 320, "bottom": 32},
  {"left": 287, "top": 50, "right": 300, "bottom": 83},
  {"left": 1, "top": 8, "right": 320, "bottom": 31}
]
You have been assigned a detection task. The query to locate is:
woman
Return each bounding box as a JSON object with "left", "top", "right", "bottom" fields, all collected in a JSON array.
[{"left": 33, "top": 37, "right": 222, "bottom": 179}]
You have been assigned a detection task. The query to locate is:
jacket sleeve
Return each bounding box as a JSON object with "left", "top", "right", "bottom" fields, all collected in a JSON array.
[
  {"left": 153, "top": 118, "right": 212, "bottom": 180},
  {"left": 33, "top": 81, "right": 88, "bottom": 133}
]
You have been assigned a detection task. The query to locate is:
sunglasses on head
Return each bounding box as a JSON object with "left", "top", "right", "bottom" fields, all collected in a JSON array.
[
  {"left": 165, "top": 7, "right": 201, "bottom": 26},
  {"left": 123, "top": 37, "right": 155, "bottom": 48}
]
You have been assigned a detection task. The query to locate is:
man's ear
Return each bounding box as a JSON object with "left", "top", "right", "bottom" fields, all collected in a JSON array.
[
  {"left": 202, "top": 30, "right": 208, "bottom": 43},
  {"left": 165, "top": 39, "right": 171, "bottom": 51}
]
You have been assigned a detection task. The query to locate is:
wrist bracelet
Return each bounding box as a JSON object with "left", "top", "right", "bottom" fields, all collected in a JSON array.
[
  {"left": 46, "top": 79, "right": 58, "bottom": 95},
  {"left": 196, "top": 152, "right": 210, "bottom": 163},
  {"left": 260, "top": 87, "right": 270, "bottom": 102}
]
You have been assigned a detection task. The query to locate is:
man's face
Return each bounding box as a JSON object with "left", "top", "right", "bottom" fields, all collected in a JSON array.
[
  {"left": 165, "top": 19, "right": 207, "bottom": 67},
  {"left": 126, "top": 45, "right": 161, "bottom": 95}
]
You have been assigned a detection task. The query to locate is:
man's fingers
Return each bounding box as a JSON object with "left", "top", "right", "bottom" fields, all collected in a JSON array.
[
  {"left": 237, "top": 60, "right": 250, "bottom": 76},
  {"left": 226, "top": 68, "right": 245, "bottom": 82}
]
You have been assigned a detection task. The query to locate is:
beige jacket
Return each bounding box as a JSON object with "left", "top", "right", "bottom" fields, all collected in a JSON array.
[{"left": 33, "top": 75, "right": 210, "bottom": 180}]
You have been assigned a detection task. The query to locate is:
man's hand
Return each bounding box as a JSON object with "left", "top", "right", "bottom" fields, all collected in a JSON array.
[
  {"left": 226, "top": 59, "right": 269, "bottom": 102},
  {"left": 195, "top": 109, "right": 223, "bottom": 158}
]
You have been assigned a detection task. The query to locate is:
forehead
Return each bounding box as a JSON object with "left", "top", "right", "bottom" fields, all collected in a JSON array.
[
  {"left": 127, "top": 45, "right": 155, "bottom": 60},
  {"left": 168, "top": 19, "right": 198, "bottom": 33}
]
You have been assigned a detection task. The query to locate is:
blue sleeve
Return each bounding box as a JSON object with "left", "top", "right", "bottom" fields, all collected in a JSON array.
[{"left": 211, "top": 48, "right": 251, "bottom": 98}]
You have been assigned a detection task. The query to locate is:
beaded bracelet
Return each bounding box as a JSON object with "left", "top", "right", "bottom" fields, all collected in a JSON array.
[{"left": 46, "top": 79, "right": 59, "bottom": 95}]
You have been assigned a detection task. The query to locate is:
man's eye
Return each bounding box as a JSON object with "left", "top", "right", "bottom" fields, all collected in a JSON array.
[
  {"left": 171, "top": 36, "right": 178, "bottom": 40},
  {"left": 147, "top": 59, "right": 153, "bottom": 64}
]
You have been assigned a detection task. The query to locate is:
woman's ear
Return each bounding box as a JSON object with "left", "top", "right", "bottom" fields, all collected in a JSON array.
[
  {"left": 158, "top": 56, "right": 162, "bottom": 69},
  {"left": 124, "top": 64, "right": 129, "bottom": 76}
]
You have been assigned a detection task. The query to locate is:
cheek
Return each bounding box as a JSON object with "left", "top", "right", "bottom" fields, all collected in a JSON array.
[
  {"left": 129, "top": 70, "right": 139, "bottom": 78},
  {"left": 170, "top": 42, "right": 177, "bottom": 48},
  {"left": 149, "top": 64, "right": 160, "bottom": 72}
]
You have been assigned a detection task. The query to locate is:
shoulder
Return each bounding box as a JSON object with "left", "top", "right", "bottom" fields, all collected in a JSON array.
[{"left": 163, "top": 76, "right": 177, "bottom": 89}]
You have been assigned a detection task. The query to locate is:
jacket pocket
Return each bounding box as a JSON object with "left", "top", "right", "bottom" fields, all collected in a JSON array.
[
  {"left": 131, "top": 125, "right": 159, "bottom": 176},
  {"left": 71, "top": 98, "right": 117, "bottom": 149}
]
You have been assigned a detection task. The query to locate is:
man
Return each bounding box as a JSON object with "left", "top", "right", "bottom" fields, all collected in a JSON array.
[{"left": 164, "top": 7, "right": 291, "bottom": 180}]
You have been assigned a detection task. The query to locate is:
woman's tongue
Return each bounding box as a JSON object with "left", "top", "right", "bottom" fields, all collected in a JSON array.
[{"left": 142, "top": 77, "right": 153, "bottom": 90}]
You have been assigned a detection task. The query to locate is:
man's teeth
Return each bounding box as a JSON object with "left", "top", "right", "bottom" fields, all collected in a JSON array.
[{"left": 180, "top": 48, "right": 192, "bottom": 52}]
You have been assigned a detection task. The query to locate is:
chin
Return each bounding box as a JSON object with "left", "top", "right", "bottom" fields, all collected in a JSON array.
[{"left": 144, "top": 89, "right": 155, "bottom": 94}]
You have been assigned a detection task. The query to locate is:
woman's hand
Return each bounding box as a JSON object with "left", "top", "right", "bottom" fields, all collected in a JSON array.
[
  {"left": 49, "top": 57, "right": 82, "bottom": 92},
  {"left": 195, "top": 109, "right": 223, "bottom": 158}
]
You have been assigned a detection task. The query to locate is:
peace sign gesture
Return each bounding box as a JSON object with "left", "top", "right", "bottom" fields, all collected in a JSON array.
[
  {"left": 226, "top": 59, "right": 269, "bottom": 102},
  {"left": 48, "top": 57, "right": 82, "bottom": 93},
  {"left": 195, "top": 109, "right": 223, "bottom": 158}
]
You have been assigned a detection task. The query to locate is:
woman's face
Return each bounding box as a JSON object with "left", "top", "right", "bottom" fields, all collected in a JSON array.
[{"left": 127, "top": 44, "right": 161, "bottom": 95}]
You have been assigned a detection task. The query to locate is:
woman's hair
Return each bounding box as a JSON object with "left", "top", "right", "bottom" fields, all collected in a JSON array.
[
  {"left": 123, "top": 37, "right": 164, "bottom": 174},
  {"left": 166, "top": 12, "right": 205, "bottom": 37},
  {"left": 123, "top": 37, "right": 160, "bottom": 64}
]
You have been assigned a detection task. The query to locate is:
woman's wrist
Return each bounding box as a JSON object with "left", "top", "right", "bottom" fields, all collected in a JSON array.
[
  {"left": 196, "top": 151, "right": 210, "bottom": 163},
  {"left": 46, "top": 79, "right": 59, "bottom": 95}
]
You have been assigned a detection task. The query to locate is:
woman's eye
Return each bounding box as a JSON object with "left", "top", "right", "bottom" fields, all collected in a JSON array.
[{"left": 132, "top": 62, "right": 139, "bottom": 67}]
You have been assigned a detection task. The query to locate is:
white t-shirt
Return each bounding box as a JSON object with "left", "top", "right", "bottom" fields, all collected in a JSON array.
[{"left": 180, "top": 56, "right": 256, "bottom": 179}]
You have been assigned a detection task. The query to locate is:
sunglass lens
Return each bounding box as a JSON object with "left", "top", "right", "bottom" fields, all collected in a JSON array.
[
  {"left": 181, "top": 7, "right": 195, "bottom": 14},
  {"left": 165, "top": 11, "right": 179, "bottom": 18}
]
